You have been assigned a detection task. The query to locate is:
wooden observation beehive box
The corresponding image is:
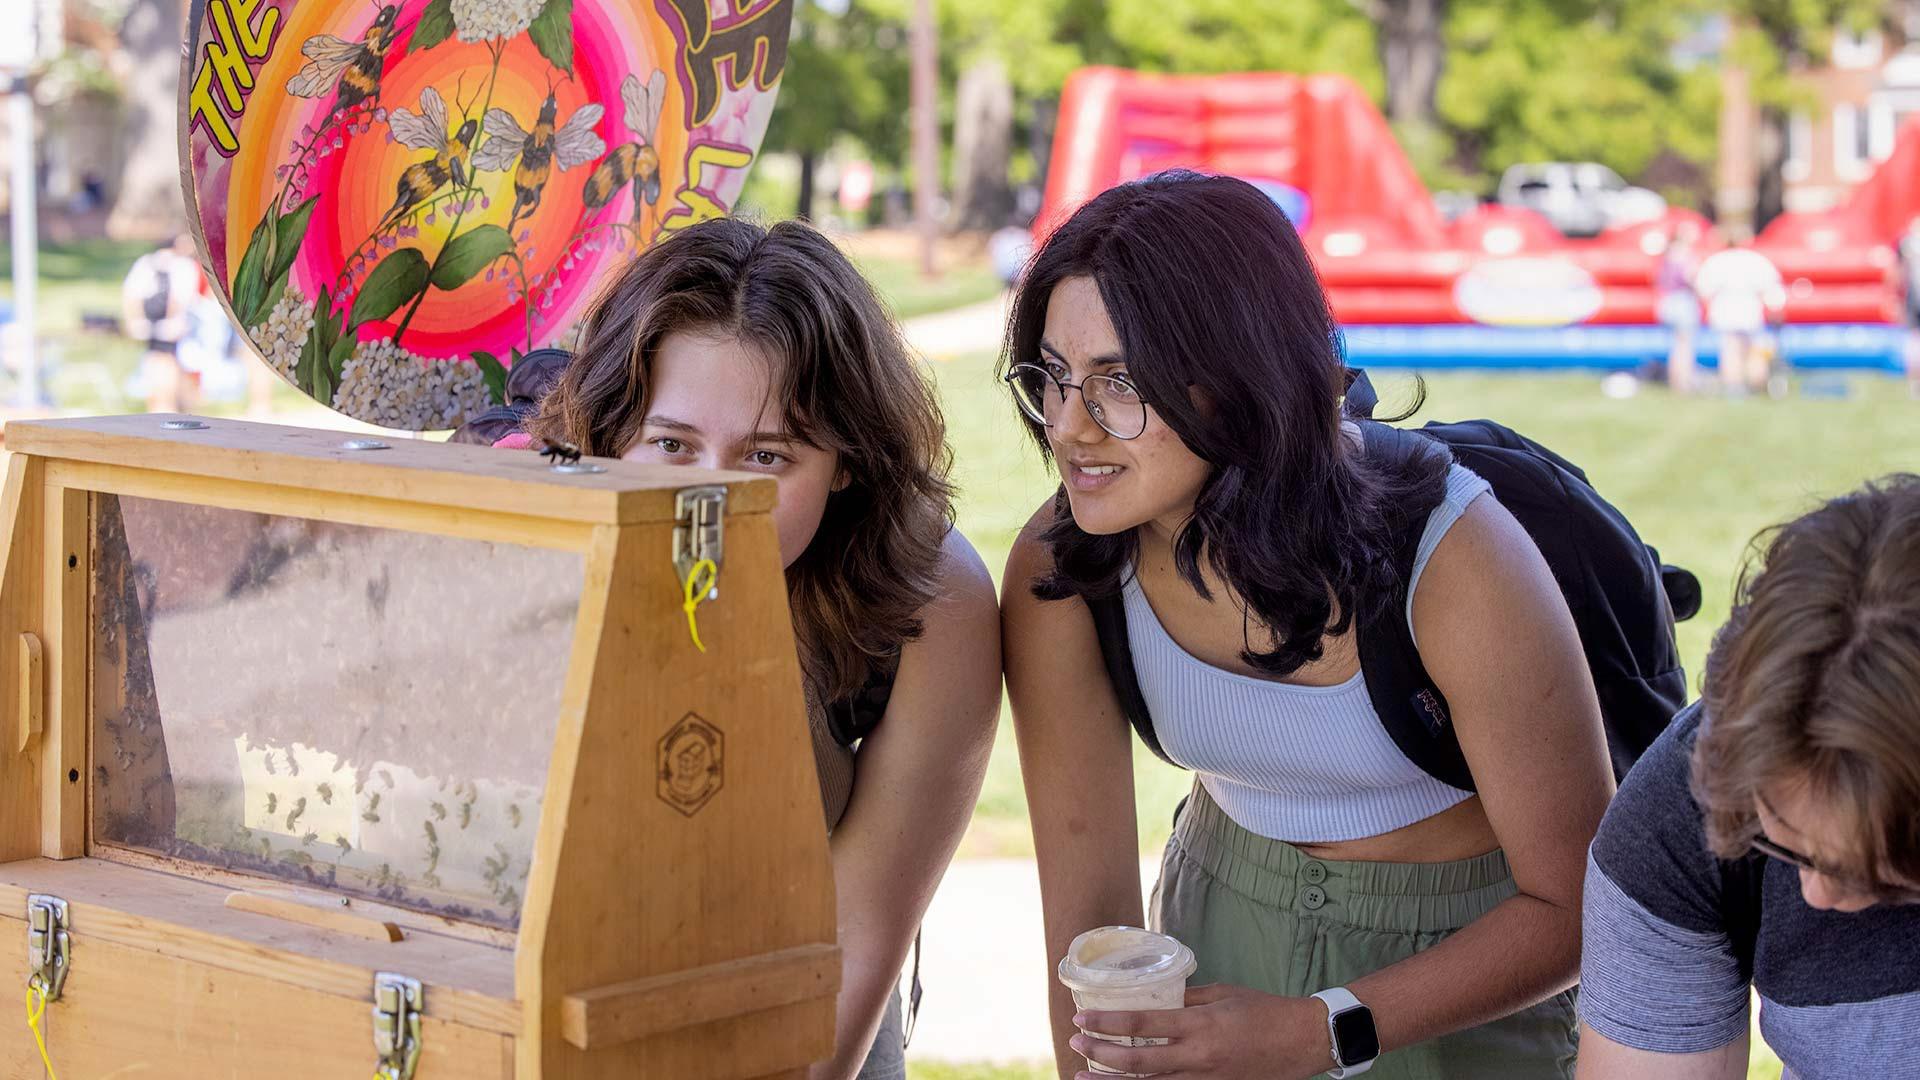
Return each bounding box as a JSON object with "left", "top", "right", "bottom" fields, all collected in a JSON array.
[{"left": 0, "top": 415, "right": 838, "bottom": 1079}]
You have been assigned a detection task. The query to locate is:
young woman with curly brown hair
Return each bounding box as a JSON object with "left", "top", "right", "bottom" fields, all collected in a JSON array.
[{"left": 527, "top": 216, "right": 1001, "bottom": 1080}]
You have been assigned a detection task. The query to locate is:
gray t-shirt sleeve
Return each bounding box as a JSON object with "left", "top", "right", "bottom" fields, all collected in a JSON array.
[
  {"left": 1576, "top": 705, "right": 1754, "bottom": 1054},
  {"left": 1578, "top": 852, "right": 1751, "bottom": 1052}
]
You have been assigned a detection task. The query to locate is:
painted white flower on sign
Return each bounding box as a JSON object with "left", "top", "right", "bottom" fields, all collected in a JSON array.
[{"left": 450, "top": 0, "right": 544, "bottom": 43}]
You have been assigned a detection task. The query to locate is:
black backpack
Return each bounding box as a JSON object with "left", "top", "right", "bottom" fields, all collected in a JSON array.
[
  {"left": 142, "top": 266, "right": 172, "bottom": 323},
  {"left": 1086, "top": 370, "right": 1701, "bottom": 790}
]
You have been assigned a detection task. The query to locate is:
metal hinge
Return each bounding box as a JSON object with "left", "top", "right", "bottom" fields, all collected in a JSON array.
[
  {"left": 673, "top": 486, "right": 728, "bottom": 598},
  {"left": 25, "top": 894, "right": 71, "bottom": 1001},
  {"left": 372, "top": 972, "right": 424, "bottom": 1080}
]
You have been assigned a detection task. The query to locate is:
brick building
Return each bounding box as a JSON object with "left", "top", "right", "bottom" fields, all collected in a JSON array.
[{"left": 1719, "top": 9, "right": 1920, "bottom": 238}]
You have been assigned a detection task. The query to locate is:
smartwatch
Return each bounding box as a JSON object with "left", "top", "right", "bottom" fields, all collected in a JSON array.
[{"left": 1309, "top": 987, "right": 1379, "bottom": 1078}]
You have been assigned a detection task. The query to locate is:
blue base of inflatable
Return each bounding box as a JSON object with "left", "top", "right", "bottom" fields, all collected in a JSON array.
[{"left": 1340, "top": 324, "right": 1909, "bottom": 372}]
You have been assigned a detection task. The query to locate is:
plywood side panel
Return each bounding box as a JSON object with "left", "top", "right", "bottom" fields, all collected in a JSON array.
[
  {"left": 516, "top": 516, "right": 838, "bottom": 1079},
  {"left": 0, "top": 454, "right": 44, "bottom": 863},
  {"left": 0, "top": 923, "right": 513, "bottom": 1080}
]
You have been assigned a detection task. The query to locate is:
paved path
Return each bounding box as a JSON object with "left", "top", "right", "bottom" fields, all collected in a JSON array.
[
  {"left": 901, "top": 292, "right": 1013, "bottom": 363},
  {"left": 905, "top": 857, "right": 1161, "bottom": 1065}
]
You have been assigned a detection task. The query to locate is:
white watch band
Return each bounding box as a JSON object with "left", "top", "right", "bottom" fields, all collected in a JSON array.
[{"left": 1310, "top": 987, "right": 1374, "bottom": 1078}]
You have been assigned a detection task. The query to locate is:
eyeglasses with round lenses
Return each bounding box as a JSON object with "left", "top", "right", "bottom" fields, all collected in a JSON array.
[{"left": 1004, "top": 362, "right": 1149, "bottom": 441}]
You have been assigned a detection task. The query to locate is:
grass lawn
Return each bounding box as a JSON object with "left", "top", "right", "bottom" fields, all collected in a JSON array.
[
  {"left": 855, "top": 252, "right": 1007, "bottom": 321},
  {"left": 1, "top": 237, "right": 151, "bottom": 412}
]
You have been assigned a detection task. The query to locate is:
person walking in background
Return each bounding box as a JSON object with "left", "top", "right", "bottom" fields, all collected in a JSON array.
[
  {"left": 1899, "top": 216, "right": 1920, "bottom": 399},
  {"left": 1695, "top": 244, "right": 1785, "bottom": 397},
  {"left": 1655, "top": 222, "right": 1703, "bottom": 393},
  {"left": 121, "top": 234, "right": 204, "bottom": 413}
]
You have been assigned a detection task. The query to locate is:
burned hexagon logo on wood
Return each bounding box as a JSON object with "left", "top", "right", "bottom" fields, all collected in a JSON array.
[{"left": 657, "top": 713, "right": 724, "bottom": 817}]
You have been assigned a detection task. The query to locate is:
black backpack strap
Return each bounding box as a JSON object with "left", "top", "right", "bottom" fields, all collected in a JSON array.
[
  {"left": 901, "top": 927, "right": 923, "bottom": 1049},
  {"left": 1353, "top": 423, "right": 1477, "bottom": 792},
  {"left": 1343, "top": 367, "right": 1380, "bottom": 419},
  {"left": 825, "top": 663, "right": 897, "bottom": 748},
  {"left": 1085, "top": 588, "right": 1178, "bottom": 767}
]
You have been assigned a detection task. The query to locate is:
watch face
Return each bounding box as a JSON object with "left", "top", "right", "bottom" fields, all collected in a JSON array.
[{"left": 1332, "top": 1005, "right": 1380, "bottom": 1065}]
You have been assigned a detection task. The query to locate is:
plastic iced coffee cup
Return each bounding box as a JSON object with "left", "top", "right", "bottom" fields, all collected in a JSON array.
[{"left": 1057, "top": 926, "right": 1197, "bottom": 1077}]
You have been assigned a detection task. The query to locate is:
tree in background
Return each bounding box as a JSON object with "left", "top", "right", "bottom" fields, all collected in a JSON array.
[
  {"left": 898, "top": 0, "right": 1123, "bottom": 229},
  {"left": 107, "top": 0, "right": 187, "bottom": 238},
  {"left": 760, "top": 0, "right": 908, "bottom": 220},
  {"left": 761, "top": 0, "right": 1901, "bottom": 233},
  {"left": 1358, "top": 0, "right": 1447, "bottom": 132},
  {"left": 1439, "top": 0, "right": 1718, "bottom": 197},
  {"left": 1722, "top": 0, "right": 1881, "bottom": 233},
  {"left": 949, "top": 56, "right": 1014, "bottom": 231},
  {"left": 1106, "top": 0, "right": 1381, "bottom": 95}
]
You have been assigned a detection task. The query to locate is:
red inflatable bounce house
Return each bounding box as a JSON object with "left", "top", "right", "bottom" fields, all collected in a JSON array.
[{"left": 1036, "top": 67, "right": 1907, "bottom": 370}]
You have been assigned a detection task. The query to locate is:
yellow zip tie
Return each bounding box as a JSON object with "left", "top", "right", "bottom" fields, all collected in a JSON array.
[
  {"left": 682, "top": 558, "right": 718, "bottom": 653},
  {"left": 26, "top": 978, "right": 57, "bottom": 1080}
]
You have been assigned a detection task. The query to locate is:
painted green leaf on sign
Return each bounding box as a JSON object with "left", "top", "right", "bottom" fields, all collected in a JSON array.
[
  {"left": 231, "top": 210, "right": 276, "bottom": 328},
  {"left": 430, "top": 225, "right": 514, "bottom": 292},
  {"left": 528, "top": 0, "right": 574, "bottom": 75},
  {"left": 409, "top": 0, "right": 455, "bottom": 54},
  {"left": 473, "top": 351, "right": 509, "bottom": 405},
  {"left": 266, "top": 196, "right": 320, "bottom": 300},
  {"left": 297, "top": 286, "right": 335, "bottom": 401},
  {"left": 350, "top": 248, "right": 431, "bottom": 326}
]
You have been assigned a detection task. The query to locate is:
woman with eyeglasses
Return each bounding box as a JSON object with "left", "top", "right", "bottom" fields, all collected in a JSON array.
[
  {"left": 1000, "top": 172, "right": 1613, "bottom": 1079},
  {"left": 1576, "top": 474, "right": 1920, "bottom": 1078},
  {"left": 525, "top": 216, "right": 1002, "bottom": 1080}
]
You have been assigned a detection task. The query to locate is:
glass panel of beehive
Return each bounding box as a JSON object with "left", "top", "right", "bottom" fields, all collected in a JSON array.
[{"left": 90, "top": 494, "right": 584, "bottom": 929}]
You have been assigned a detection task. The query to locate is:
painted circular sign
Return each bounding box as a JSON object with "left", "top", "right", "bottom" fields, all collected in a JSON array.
[{"left": 181, "top": 0, "right": 792, "bottom": 430}]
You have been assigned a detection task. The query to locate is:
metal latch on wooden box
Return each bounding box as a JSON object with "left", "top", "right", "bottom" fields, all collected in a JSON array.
[
  {"left": 673, "top": 485, "right": 728, "bottom": 598},
  {"left": 372, "top": 972, "right": 423, "bottom": 1080},
  {"left": 25, "top": 894, "right": 70, "bottom": 1001}
]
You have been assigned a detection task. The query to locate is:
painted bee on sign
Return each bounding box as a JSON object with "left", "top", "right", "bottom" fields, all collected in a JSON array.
[
  {"left": 474, "top": 81, "right": 606, "bottom": 233},
  {"left": 285, "top": 4, "right": 401, "bottom": 121},
  {"left": 381, "top": 86, "right": 479, "bottom": 232},
  {"left": 583, "top": 71, "right": 667, "bottom": 217}
]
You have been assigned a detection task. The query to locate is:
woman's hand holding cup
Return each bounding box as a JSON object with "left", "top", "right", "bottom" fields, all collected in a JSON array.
[{"left": 1069, "top": 984, "right": 1342, "bottom": 1080}]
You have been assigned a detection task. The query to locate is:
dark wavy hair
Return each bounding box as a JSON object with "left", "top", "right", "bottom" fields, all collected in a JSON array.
[
  {"left": 1005, "top": 171, "right": 1447, "bottom": 677},
  {"left": 530, "top": 217, "right": 955, "bottom": 703},
  {"left": 1693, "top": 474, "right": 1920, "bottom": 894}
]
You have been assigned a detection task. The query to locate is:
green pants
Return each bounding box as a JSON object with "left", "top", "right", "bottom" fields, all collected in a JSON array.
[{"left": 1149, "top": 785, "right": 1578, "bottom": 1079}]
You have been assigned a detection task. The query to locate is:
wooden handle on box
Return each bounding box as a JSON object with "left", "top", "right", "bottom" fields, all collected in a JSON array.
[
  {"left": 16, "top": 632, "right": 40, "bottom": 753},
  {"left": 224, "top": 891, "right": 405, "bottom": 943},
  {"left": 560, "top": 942, "right": 841, "bottom": 1050}
]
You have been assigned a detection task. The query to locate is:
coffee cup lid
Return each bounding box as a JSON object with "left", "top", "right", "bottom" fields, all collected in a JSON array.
[{"left": 1057, "top": 926, "right": 1197, "bottom": 991}]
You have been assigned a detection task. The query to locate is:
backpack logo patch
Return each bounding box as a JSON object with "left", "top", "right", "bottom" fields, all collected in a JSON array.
[{"left": 1412, "top": 689, "right": 1451, "bottom": 737}]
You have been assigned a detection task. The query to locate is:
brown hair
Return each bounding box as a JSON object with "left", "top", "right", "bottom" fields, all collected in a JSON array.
[
  {"left": 530, "top": 217, "right": 954, "bottom": 704},
  {"left": 1692, "top": 473, "right": 1920, "bottom": 893}
]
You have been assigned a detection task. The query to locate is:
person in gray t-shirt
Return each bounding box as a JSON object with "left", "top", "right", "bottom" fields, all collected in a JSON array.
[{"left": 1577, "top": 474, "right": 1920, "bottom": 1079}]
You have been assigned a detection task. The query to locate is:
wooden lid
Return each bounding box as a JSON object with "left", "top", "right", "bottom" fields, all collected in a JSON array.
[{"left": 3, "top": 415, "right": 775, "bottom": 525}]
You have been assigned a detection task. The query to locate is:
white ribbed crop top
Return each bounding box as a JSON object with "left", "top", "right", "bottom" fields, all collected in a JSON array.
[{"left": 1122, "top": 464, "right": 1490, "bottom": 842}]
